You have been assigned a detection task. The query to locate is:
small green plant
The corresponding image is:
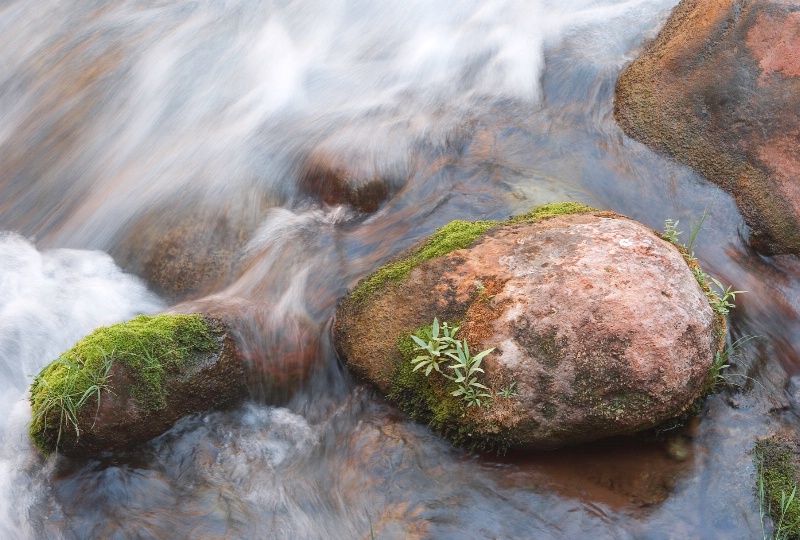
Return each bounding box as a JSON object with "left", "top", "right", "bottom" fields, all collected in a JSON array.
[
  {"left": 410, "top": 318, "right": 459, "bottom": 376},
  {"left": 777, "top": 487, "right": 799, "bottom": 539},
  {"left": 498, "top": 382, "right": 518, "bottom": 398},
  {"left": 475, "top": 281, "right": 495, "bottom": 302},
  {"left": 687, "top": 201, "right": 713, "bottom": 253},
  {"left": 692, "top": 266, "right": 708, "bottom": 287},
  {"left": 707, "top": 277, "right": 746, "bottom": 316},
  {"left": 663, "top": 198, "right": 714, "bottom": 256},
  {"left": 707, "top": 335, "right": 761, "bottom": 392},
  {"left": 663, "top": 218, "right": 683, "bottom": 245},
  {"left": 447, "top": 340, "right": 494, "bottom": 408},
  {"left": 410, "top": 318, "right": 495, "bottom": 408},
  {"left": 663, "top": 211, "right": 745, "bottom": 316}
]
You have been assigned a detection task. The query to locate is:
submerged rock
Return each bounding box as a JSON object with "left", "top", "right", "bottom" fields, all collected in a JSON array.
[
  {"left": 334, "top": 204, "right": 724, "bottom": 452},
  {"left": 113, "top": 196, "right": 268, "bottom": 302},
  {"left": 615, "top": 0, "right": 800, "bottom": 254},
  {"left": 172, "top": 296, "right": 324, "bottom": 403},
  {"left": 297, "top": 149, "right": 396, "bottom": 213},
  {"left": 29, "top": 313, "right": 245, "bottom": 456}
]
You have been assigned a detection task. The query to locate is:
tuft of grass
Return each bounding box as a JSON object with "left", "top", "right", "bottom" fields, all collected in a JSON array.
[
  {"left": 662, "top": 212, "right": 745, "bottom": 317},
  {"left": 754, "top": 438, "right": 800, "bottom": 539},
  {"left": 29, "top": 313, "right": 218, "bottom": 454},
  {"left": 348, "top": 202, "right": 596, "bottom": 304},
  {"left": 29, "top": 352, "right": 114, "bottom": 453},
  {"left": 705, "top": 335, "right": 761, "bottom": 394}
]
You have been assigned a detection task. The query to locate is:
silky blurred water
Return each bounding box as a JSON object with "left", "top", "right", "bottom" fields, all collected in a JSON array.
[{"left": 1, "top": 0, "right": 798, "bottom": 538}]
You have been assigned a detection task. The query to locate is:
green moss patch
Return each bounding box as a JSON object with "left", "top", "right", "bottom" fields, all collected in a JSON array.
[
  {"left": 29, "top": 313, "right": 218, "bottom": 453},
  {"left": 754, "top": 437, "right": 800, "bottom": 538},
  {"left": 506, "top": 202, "right": 595, "bottom": 224},
  {"left": 348, "top": 202, "right": 595, "bottom": 305}
]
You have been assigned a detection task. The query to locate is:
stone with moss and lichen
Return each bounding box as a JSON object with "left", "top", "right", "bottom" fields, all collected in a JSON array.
[
  {"left": 29, "top": 313, "right": 245, "bottom": 457},
  {"left": 334, "top": 203, "right": 726, "bottom": 453},
  {"left": 754, "top": 437, "right": 800, "bottom": 539}
]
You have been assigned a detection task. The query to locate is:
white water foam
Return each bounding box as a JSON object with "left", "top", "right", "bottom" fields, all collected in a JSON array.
[
  {"left": 0, "top": 0, "right": 675, "bottom": 248},
  {"left": 0, "top": 233, "right": 163, "bottom": 537}
]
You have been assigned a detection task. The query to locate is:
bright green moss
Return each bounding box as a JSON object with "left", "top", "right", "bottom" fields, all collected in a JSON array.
[
  {"left": 349, "top": 220, "right": 498, "bottom": 305},
  {"left": 348, "top": 202, "right": 596, "bottom": 305},
  {"left": 29, "top": 314, "right": 218, "bottom": 453},
  {"left": 506, "top": 202, "right": 596, "bottom": 224},
  {"left": 754, "top": 437, "right": 800, "bottom": 538}
]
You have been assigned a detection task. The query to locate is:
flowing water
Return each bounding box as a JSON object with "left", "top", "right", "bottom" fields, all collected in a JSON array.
[{"left": 1, "top": 0, "right": 799, "bottom": 538}]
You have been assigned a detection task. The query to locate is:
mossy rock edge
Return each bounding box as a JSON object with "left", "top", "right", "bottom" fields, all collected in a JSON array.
[{"left": 29, "top": 313, "right": 246, "bottom": 456}]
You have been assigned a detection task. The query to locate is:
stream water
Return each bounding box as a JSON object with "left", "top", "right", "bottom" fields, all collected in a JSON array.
[{"left": 1, "top": 0, "right": 799, "bottom": 538}]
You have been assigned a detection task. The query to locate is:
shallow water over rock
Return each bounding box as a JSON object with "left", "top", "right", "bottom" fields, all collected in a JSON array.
[{"left": 0, "top": 0, "right": 798, "bottom": 538}]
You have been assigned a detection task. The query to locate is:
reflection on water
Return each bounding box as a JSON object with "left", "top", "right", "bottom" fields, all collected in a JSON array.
[{"left": 0, "top": 0, "right": 798, "bottom": 538}]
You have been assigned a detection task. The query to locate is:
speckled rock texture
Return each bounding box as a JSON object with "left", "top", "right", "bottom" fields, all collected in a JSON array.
[
  {"left": 615, "top": 0, "right": 800, "bottom": 255},
  {"left": 335, "top": 212, "right": 723, "bottom": 450}
]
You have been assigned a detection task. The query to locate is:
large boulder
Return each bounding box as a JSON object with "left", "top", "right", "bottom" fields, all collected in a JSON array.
[
  {"left": 334, "top": 205, "right": 725, "bottom": 452},
  {"left": 615, "top": 0, "right": 800, "bottom": 255},
  {"left": 29, "top": 313, "right": 246, "bottom": 456}
]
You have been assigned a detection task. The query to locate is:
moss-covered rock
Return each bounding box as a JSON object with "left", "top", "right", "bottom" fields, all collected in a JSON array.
[
  {"left": 29, "top": 313, "right": 245, "bottom": 456},
  {"left": 334, "top": 204, "right": 725, "bottom": 452},
  {"left": 754, "top": 437, "right": 800, "bottom": 539}
]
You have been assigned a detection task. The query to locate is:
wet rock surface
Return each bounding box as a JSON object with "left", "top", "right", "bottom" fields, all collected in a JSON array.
[
  {"left": 172, "top": 296, "right": 324, "bottom": 403},
  {"left": 335, "top": 211, "right": 723, "bottom": 451},
  {"left": 615, "top": 0, "right": 800, "bottom": 254}
]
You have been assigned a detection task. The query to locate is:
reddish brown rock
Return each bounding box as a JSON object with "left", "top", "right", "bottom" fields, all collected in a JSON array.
[
  {"left": 335, "top": 211, "right": 724, "bottom": 451},
  {"left": 615, "top": 0, "right": 800, "bottom": 254},
  {"left": 297, "top": 149, "right": 395, "bottom": 213}
]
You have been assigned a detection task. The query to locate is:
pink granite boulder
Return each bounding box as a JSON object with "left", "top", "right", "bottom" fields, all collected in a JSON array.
[{"left": 335, "top": 207, "right": 725, "bottom": 451}]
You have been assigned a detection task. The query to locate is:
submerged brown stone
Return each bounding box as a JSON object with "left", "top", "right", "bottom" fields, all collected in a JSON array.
[
  {"left": 615, "top": 0, "right": 800, "bottom": 254},
  {"left": 297, "top": 149, "right": 395, "bottom": 213},
  {"left": 113, "top": 197, "right": 267, "bottom": 301}
]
